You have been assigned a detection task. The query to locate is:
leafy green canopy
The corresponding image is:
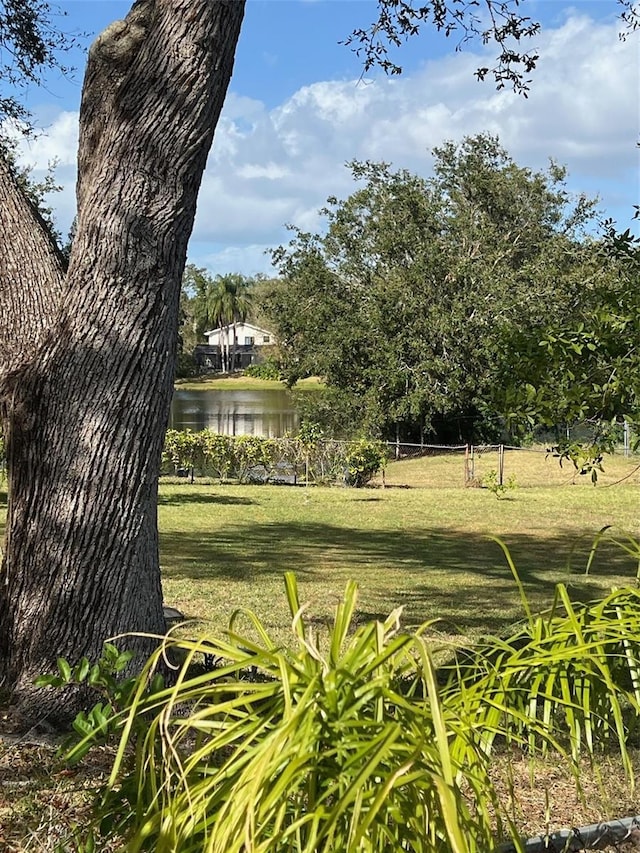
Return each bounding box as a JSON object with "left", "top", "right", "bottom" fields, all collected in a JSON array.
[
  {"left": 501, "top": 222, "right": 640, "bottom": 447},
  {"left": 264, "top": 134, "right": 614, "bottom": 443}
]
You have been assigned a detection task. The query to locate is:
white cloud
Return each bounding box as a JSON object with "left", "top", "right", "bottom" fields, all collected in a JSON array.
[
  {"left": 187, "top": 11, "right": 638, "bottom": 272},
  {"left": 5, "top": 111, "right": 79, "bottom": 238},
  {"left": 189, "top": 243, "right": 275, "bottom": 277},
  {"left": 9, "top": 12, "right": 639, "bottom": 273},
  {"left": 24, "top": 111, "right": 79, "bottom": 167},
  {"left": 237, "top": 162, "right": 291, "bottom": 180}
]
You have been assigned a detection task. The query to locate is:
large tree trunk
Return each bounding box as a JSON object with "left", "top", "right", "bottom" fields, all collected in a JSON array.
[{"left": 0, "top": 0, "right": 245, "bottom": 726}]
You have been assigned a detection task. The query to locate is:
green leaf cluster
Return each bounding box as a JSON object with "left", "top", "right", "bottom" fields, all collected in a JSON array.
[
  {"left": 502, "top": 222, "right": 640, "bottom": 441},
  {"left": 343, "top": 437, "right": 390, "bottom": 487},
  {"left": 482, "top": 469, "right": 517, "bottom": 499},
  {"left": 244, "top": 356, "right": 283, "bottom": 381},
  {"left": 35, "top": 642, "right": 148, "bottom": 762},
  {"left": 263, "top": 134, "right": 605, "bottom": 444}
]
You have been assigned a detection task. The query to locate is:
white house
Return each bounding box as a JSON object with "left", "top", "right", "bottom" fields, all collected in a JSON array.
[
  {"left": 203, "top": 322, "right": 274, "bottom": 348},
  {"left": 196, "top": 322, "right": 275, "bottom": 372}
]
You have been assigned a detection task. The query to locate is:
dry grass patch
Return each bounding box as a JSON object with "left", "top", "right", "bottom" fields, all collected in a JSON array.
[
  {"left": 174, "top": 375, "right": 323, "bottom": 392},
  {"left": 1, "top": 737, "right": 638, "bottom": 851},
  {"left": 489, "top": 750, "right": 640, "bottom": 843},
  {"left": 0, "top": 734, "right": 121, "bottom": 852}
]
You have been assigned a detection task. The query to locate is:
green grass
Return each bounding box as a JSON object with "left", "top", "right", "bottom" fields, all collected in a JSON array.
[
  {"left": 376, "top": 445, "right": 640, "bottom": 489},
  {"left": 159, "top": 451, "right": 640, "bottom": 648},
  {"left": 2, "top": 452, "right": 640, "bottom": 851},
  {"left": 174, "top": 375, "right": 324, "bottom": 391}
]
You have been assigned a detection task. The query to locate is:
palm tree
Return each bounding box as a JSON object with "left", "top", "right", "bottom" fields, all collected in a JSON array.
[
  {"left": 229, "top": 276, "right": 253, "bottom": 371},
  {"left": 208, "top": 276, "right": 234, "bottom": 373},
  {"left": 208, "top": 274, "right": 253, "bottom": 372},
  {"left": 183, "top": 266, "right": 218, "bottom": 337}
]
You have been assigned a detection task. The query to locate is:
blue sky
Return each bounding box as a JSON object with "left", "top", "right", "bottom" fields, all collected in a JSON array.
[{"left": 11, "top": 0, "right": 640, "bottom": 276}]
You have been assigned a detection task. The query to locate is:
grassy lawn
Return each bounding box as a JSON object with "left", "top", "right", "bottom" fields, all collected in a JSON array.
[
  {"left": 377, "top": 444, "right": 640, "bottom": 489},
  {"left": 174, "top": 374, "right": 323, "bottom": 391},
  {"left": 160, "top": 451, "right": 640, "bottom": 648},
  {"left": 1, "top": 451, "right": 639, "bottom": 850}
]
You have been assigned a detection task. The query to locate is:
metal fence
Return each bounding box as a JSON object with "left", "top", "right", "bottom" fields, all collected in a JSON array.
[
  {"left": 380, "top": 442, "right": 640, "bottom": 489},
  {"left": 383, "top": 441, "right": 529, "bottom": 486}
]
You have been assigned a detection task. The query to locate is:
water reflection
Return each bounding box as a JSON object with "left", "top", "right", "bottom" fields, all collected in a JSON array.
[{"left": 170, "top": 388, "right": 299, "bottom": 437}]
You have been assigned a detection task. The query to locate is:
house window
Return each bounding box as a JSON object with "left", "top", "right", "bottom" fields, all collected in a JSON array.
[
  {"left": 263, "top": 335, "right": 270, "bottom": 343},
  {"left": 244, "top": 336, "right": 255, "bottom": 345}
]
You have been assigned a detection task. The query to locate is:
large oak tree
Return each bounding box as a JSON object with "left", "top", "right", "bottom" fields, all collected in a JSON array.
[
  {"left": 0, "top": 0, "right": 245, "bottom": 724},
  {"left": 264, "top": 135, "right": 609, "bottom": 443}
]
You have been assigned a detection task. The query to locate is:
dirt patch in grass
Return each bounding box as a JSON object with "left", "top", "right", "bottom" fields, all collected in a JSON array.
[
  {"left": 491, "top": 751, "right": 640, "bottom": 845},
  {"left": 0, "top": 730, "right": 122, "bottom": 852}
]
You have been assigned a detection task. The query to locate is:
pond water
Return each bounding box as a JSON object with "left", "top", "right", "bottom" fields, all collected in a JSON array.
[{"left": 169, "top": 388, "right": 299, "bottom": 437}]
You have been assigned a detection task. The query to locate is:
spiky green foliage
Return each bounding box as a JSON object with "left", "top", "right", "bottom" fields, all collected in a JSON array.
[
  {"left": 444, "top": 542, "right": 640, "bottom": 777},
  {"left": 56, "top": 557, "right": 640, "bottom": 852},
  {"left": 65, "top": 575, "right": 514, "bottom": 853}
]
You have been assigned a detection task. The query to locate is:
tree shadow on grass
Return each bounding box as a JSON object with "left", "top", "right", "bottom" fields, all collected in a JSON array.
[
  {"left": 158, "top": 492, "right": 256, "bottom": 507},
  {"left": 160, "top": 522, "right": 638, "bottom": 637}
]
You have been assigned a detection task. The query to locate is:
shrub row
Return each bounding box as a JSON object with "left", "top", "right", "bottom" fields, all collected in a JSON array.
[
  {"left": 162, "top": 429, "right": 388, "bottom": 487},
  {"left": 243, "top": 357, "right": 282, "bottom": 381}
]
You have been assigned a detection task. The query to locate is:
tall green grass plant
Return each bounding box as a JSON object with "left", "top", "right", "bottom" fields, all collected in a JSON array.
[
  {"left": 443, "top": 541, "right": 640, "bottom": 777},
  {"left": 52, "top": 554, "right": 640, "bottom": 851},
  {"left": 62, "top": 576, "right": 515, "bottom": 852}
]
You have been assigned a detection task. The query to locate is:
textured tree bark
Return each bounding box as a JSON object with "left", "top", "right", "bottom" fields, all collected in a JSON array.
[{"left": 0, "top": 0, "right": 245, "bottom": 726}]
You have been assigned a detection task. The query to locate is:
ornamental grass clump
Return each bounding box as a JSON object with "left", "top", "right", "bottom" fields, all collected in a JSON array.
[
  {"left": 442, "top": 541, "right": 640, "bottom": 779},
  {"left": 57, "top": 552, "right": 640, "bottom": 852},
  {"left": 69, "top": 574, "right": 511, "bottom": 853}
]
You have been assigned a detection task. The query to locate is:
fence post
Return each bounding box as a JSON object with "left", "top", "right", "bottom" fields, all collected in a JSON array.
[
  {"left": 624, "top": 419, "right": 630, "bottom": 457},
  {"left": 464, "top": 444, "right": 470, "bottom": 483},
  {"left": 498, "top": 444, "right": 505, "bottom": 486},
  {"left": 395, "top": 425, "right": 400, "bottom": 460}
]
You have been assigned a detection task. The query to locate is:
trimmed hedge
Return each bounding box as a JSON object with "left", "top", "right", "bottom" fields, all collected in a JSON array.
[{"left": 162, "top": 430, "right": 387, "bottom": 487}]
